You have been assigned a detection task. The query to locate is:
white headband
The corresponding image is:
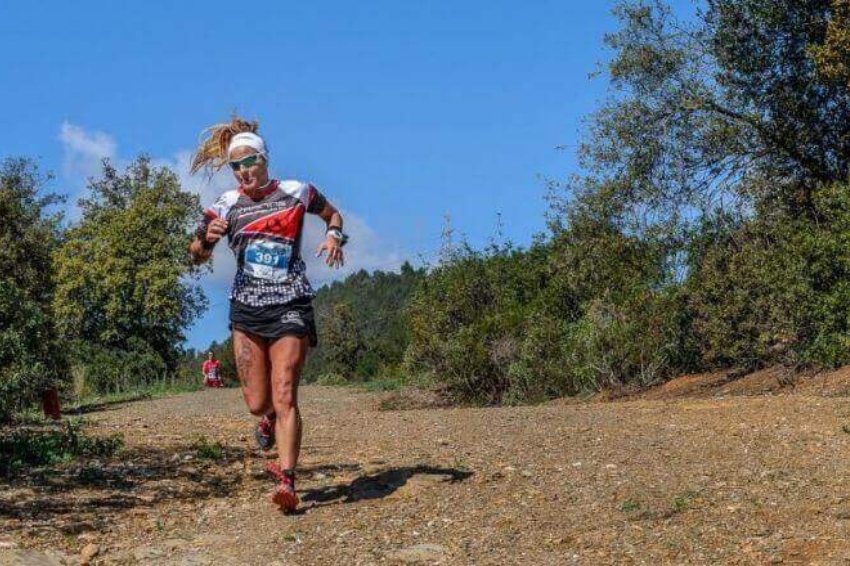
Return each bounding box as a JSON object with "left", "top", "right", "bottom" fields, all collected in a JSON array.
[{"left": 228, "top": 132, "right": 267, "bottom": 156}]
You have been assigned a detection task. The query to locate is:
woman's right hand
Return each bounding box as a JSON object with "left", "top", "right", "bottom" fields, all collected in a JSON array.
[{"left": 205, "top": 218, "right": 229, "bottom": 245}]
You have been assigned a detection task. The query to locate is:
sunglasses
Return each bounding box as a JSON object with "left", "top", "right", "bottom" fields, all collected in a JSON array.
[{"left": 228, "top": 152, "right": 265, "bottom": 171}]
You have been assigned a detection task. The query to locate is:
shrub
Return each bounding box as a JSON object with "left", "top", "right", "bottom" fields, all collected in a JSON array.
[
  {"left": 193, "top": 435, "right": 224, "bottom": 460},
  {"left": 0, "top": 421, "right": 123, "bottom": 477},
  {"left": 561, "top": 288, "right": 697, "bottom": 391},
  {"left": 405, "top": 216, "right": 685, "bottom": 404},
  {"left": 687, "top": 183, "right": 850, "bottom": 370},
  {"left": 0, "top": 158, "right": 66, "bottom": 423},
  {"left": 316, "top": 372, "right": 347, "bottom": 386},
  {"left": 71, "top": 339, "right": 168, "bottom": 396},
  {"left": 405, "top": 245, "right": 534, "bottom": 404}
]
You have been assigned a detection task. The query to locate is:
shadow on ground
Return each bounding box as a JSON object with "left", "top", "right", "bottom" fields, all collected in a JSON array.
[
  {"left": 63, "top": 395, "right": 153, "bottom": 416},
  {"left": 299, "top": 462, "right": 363, "bottom": 477},
  {"left": 0, "top": 440, "right": 463, "bottom": 534},
  {"left": 301, "top": 465, "right": 474, "bottom": 507},
  {"left": 0, "top": 442, "right": 251, "bottom": 533}
]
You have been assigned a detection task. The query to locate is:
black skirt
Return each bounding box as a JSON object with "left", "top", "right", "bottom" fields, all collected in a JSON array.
[{"left": 229, "top": 297, "right": 318, "bottom": 347}]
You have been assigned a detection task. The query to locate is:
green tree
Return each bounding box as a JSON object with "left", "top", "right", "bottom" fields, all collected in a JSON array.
[
  {"left": 320, "top": 302, "right": 364, "bottom": 379},
  {"left": 0, "top": 158, "right": 67, "bottom": 422},
  {"left": 687, "top": 182, "right": 850, "bottom": 369},
  {"left": 559, "top": 0, "right": 850, "bottom": 240},
  {"left": 53, "top": 157, "right": 206, "bottom": 393},
  {"left": 305, "top": 263, "right": 424, "bottom": 381},
  {"left": 552, "top": 0, "right": 850, "bottom": 369},
  {"left": 410, "top": 0, "right": 850, "bottom": 404},
  {"left": 811, "top": 0, "right": 850, "bottom": 85}
]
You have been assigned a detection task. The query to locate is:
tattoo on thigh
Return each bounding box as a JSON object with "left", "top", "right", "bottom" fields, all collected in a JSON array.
[{"left": 237, "top": 340, "right": 254, "bottom": 386}]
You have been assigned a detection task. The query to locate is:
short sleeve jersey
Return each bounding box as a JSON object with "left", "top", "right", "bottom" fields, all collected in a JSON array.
[
  {"left": 196, "top": 179, "right": 328, "bottom": 307},
  {"left": 202, "top": 359, "right": 220, "bottom": 378}
]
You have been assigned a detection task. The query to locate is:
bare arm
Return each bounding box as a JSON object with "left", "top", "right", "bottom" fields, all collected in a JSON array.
[
  {"left": 313, "top": 202, "right": 345, "bottom": 268},
  {"left": 188, "top": 236, "right": 212, "bottom": 265},
  {"left": 317, "top": 201, "right": 343, "bottom": 230},
  {"left": 189, "top": 217, "right": 228, "bottom": 264}
]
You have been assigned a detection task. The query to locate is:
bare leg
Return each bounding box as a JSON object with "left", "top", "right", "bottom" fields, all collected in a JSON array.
[
  {"left": 232, "top": 329, "right": 272, "bottom": 417},
  {"left": 268, "top": 335, "right": 309, "bottom": 470}
]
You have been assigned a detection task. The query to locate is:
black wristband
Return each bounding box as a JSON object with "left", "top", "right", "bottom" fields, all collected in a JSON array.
[
  {"left": 326, "top": 227, "right": 349, "bottom": 247},
  {"left": 200, "top": 237, "right": 216, "bottom": 251}
]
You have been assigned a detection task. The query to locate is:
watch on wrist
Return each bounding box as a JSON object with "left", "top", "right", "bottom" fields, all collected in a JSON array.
[{"left": 326, "top": 227, "right": 349, "bottom": 246}]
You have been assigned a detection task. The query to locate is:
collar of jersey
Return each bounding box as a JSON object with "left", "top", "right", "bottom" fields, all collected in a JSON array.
[{"left": 239, "top": 179, "right": 277, "bottom": 199}]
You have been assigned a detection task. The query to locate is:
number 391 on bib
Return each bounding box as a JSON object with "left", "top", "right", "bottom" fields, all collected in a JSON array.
[{"left": 244, "top": 241, "right": 292, "bottom": 281}]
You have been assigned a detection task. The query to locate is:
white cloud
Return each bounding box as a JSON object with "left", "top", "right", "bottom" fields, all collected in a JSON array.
[
  {"left": 303, "top": 211, "right": 406, "bottom": 287},
  {"left": 58, "top": 122, "right": 117, "bottom": 180}
]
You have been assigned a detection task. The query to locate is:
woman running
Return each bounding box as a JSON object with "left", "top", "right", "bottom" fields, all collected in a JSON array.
[{"left": 188, "top": 117, "right": 347, "bottom": 512}]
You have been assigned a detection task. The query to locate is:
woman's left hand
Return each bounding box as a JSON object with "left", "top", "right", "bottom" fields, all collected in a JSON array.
[{"left": 316, "top": 236, "right": 345, "bottom": 268}]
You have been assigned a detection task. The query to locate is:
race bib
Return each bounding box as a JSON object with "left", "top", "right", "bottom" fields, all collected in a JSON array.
[{"left": 244, "top": 240, "right": 292, "bottom": 281}]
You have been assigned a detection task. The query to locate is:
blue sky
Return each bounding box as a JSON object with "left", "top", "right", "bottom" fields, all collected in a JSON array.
[{"left": 1, "top": 1, "right": 695, "bottom": 350}]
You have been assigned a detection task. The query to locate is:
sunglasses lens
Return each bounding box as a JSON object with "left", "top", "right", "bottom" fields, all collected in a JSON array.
[{"left": 229, "top": 154, "right": 260, "bottom": 171}]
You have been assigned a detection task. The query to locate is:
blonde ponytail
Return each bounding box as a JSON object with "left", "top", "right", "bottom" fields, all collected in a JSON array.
[{"left": 190, "top": 116, "right": 260, "bottom": 175}]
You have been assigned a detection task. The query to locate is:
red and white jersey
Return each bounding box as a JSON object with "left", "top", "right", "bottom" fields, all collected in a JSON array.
[
  {"left": 196, "top": 180, "right": 328, "bottom": 306},
  {"left": 202, "top": 359, "right": 220, "bottom": 378}
]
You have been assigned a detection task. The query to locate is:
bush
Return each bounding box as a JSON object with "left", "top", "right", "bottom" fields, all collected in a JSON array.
[
  {"left": 0, "top": 158, "right": 67, "bottom": 423},
  {"left": 316, "top": 372, "right": 348, "bottom": 386},
  {"left": 405, "top": 244, "right": 536, "bottom": 404},
  {"left": 561, "top": 288, "right": 696, "bottom": 391},
  {"left": 687, "top": 183, "right": 850, "bottom": 370},
  {"left": 503, "top": 313, "right": 573, "bottom": 404},
  {"left": 0, "top": 421, "right": 123, "bottom": 477},
  {"left": 405, "top": 214, "right": 686, "bottom": 405},
  {"left": 71, "top": 339, "right": 168, "bottom": 396}
]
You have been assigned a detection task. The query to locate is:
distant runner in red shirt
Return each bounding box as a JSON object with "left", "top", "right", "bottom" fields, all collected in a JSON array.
[{"left": 202, "top": 352, "right": 222, "bottom": 388}]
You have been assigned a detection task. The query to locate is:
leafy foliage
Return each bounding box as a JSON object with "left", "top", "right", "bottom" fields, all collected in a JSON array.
[
  {"left": 320, "top": 302, "right": 365, "bottom": 378},
  {"left": 53, "top": 157, "right": 206, "bottom": 395},
  {"left": 406, "top": 243, "right": 545, "bottom": 403},
  {"left": 0, "top": 421, "right": 123, "bottom": 477},
  {"left": 406, "top": 224, "right": 698, "bottom": 404},
  {"left": 561, "top": 0, "right": 850, "bottom": 378},
  {"left": 407, "top": 0, "right": 850, "bottom": 404},
  {"left": 304, "top": 263, "right": 425, "bottom": 382},
  {"left": 812, "top": 0, "right": 850, "bottom": 84},
  {"left": 0, "top": 159, "right": 67, "bottom": 422},
  {"left": 688, "top": 183, "right": 850, "bottom": 369}
]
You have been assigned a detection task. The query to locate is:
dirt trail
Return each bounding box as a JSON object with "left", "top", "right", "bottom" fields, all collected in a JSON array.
[{"left": 4, "top": 382, "right": 850, "bottom": 564}]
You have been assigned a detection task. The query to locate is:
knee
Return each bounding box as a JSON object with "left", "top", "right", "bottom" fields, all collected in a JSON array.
[{"left": 244, "top": 393, "right": 270, "bottom": 416}]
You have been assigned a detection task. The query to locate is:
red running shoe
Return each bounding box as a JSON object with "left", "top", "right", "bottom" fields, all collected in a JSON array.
[
  {"left": 255, "top": 413, "right": 276, "bottom": 451},
  {"left": 267, "top": 462, "right": 299, "bottom": 512}
]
